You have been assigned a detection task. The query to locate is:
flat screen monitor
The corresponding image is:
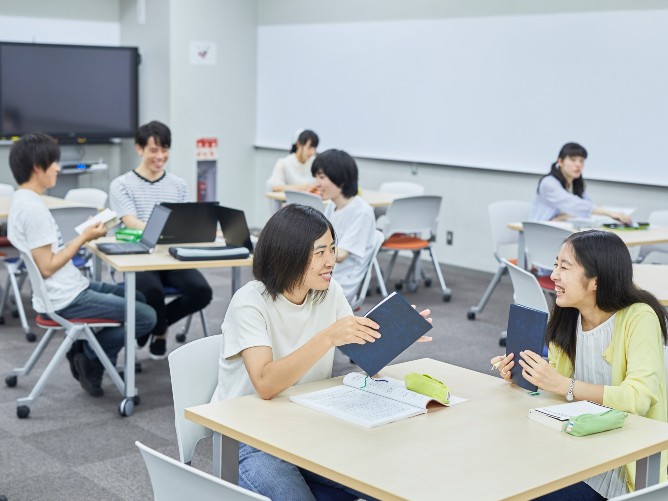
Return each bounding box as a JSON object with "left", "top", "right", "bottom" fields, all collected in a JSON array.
[{"left": 0, "top": 42, "right": 139, "bottom": 144}]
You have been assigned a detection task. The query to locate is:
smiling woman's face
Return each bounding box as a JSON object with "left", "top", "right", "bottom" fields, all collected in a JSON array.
[{"left": 550, "top": 243, "right": 597, "bottom": 311}]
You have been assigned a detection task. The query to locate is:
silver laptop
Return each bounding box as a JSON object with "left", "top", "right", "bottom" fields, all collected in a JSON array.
[{"left": 97, "top": 205, "right": 172, "bottom": 255}]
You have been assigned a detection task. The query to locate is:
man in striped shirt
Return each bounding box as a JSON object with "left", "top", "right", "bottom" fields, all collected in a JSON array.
[{"left": 109, "top": 121, "right": 212, "bottom": 359}]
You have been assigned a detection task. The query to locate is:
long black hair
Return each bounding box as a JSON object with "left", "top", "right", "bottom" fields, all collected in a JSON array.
[
  {"left": 546, "top": 230, "right": 668, "bottom": 364},
  {"left": 253, "top": 204, "right": 335, "bottom": 301},
  {"left": 289, "top": 129, "right": 319, "bottom": 154},
  {"left": 536, "top": 142, "right": 587, "bottom": 197}
]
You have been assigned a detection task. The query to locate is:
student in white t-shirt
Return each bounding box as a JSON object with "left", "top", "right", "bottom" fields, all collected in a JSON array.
[
  {"left": 266, "top": 129, "right": 319, "bottom": 193},
  {"left": 311, "top": 149, "right": 376, "bottom": 303},
  {"left": 7, "top": 133, "right": 156, "bottom": 398},
  {"left": 213, "top": 204, "right": 431, "bottom": 500}
]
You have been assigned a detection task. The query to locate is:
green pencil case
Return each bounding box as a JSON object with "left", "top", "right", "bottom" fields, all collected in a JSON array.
[
  {"left": 405, "top": 373, "right": 450, "bottom": 404},
  {"left": 115, "top": 228, "right": 143, "bottom": 242},
  {"left": 565, "top": 409, "right": 627, "bottom": 437}
]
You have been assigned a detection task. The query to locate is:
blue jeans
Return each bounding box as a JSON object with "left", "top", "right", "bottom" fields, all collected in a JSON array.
[
  {"left": 533, "top": 481, "right": 605, "bottom": 501},
  {"left": 239, "top": 443, "right": 373, "bottom": 501},
  {"left": 56, "top": 281, "right": 157, "bottom": 365}
]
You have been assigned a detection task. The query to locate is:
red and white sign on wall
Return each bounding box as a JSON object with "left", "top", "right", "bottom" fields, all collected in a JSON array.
[{"left": 196, "top": 137, "right": 218, "bottom": 160}]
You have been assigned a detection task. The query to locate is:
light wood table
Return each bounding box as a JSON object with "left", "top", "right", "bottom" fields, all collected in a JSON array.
[
  {"left": 88, "top": 240, "right": 252, "bottom": 416},
  {"left": 186, "top": 358, "right": 668, "bottom": 500},
  {"left": 0, "top": 194, "right": 93, "bottom": 218},
  {"left": 265, "top": 189, "right": 402, "bottom": 208},
  {"left": 634, "top": 264, "right": 668, "bottom": 306}
]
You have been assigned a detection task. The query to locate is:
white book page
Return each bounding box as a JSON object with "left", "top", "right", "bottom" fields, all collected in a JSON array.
[
  {"left": 533, "top": 401, "right": 609, "bottom": 420},
  {"left": 290, "top": 385, "right": 425, "bottom": 428},
  {"left": 74, "top": 208, "right": 119, "bottom": 235},
  {"left": 363, "top": 291, "right": 397, "bottom": 317}
]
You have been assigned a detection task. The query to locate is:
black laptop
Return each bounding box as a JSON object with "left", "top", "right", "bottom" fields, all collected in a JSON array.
[
  {"left": 158, "top": 202, "right": 218, "bottom": 244},
  {"left": 217, "top": 206, "right": 253, "bottom": 253},
  {"left": 97, "top": 205, "right": 171, "bottom": 255}
]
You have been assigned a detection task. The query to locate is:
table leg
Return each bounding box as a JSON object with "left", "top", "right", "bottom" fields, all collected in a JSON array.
[
  {"left": 635, "top": 451, "right": 661, "bottom": 489},
  {"left": 93, "top": 254, "right": 101, "bottom": 282},
  {"left": 231, "top": 266, "right": 241, "bottom": 295},
  {"left": 124, "top": 272, "right": 137, "bottom": 403},
  {"left": 213, "top": 432, "right": 239, "bottom": 484},
  {"left": 517, "top": 231, "right": 527, "bottom": 269}
]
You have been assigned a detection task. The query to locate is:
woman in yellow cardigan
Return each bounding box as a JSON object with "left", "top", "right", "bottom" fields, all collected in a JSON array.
[{"left": 492, "top": 230, "right": 667, "bottom": 500}]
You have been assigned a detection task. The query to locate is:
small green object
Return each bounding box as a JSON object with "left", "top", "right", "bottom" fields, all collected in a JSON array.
[
  {"left": 405, "top": 372, "right": 450, "bottom": 404},
  {"left": 115, "top": 228, "right": 143, "bottom": 242},
  {"left": 565, "top": 409, "right": 627, "bottom": 436},
  {"left": 528, "top": 391, "right": 541, "bottom": 396}
]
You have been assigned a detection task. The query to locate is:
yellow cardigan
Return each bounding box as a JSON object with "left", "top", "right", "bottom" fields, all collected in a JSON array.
[{"left": 548, "top": 303, "right": 667, "bottom": 491}]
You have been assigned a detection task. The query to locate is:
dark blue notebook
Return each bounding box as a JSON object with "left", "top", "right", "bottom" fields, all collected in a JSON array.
[
  {"left": 339, "top": 292, "right": 433, "bottom": 376},
  {"left": 505, "top": 304, "right": 549, "bottom": 392}
]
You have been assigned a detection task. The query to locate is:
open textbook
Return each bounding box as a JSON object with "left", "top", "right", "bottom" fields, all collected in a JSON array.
[
  {"left": 290, "top": 372, "right": 466, "bottom": 428},
  {"left": 74, "top": 208, "right": 120, "bottom": 235}
]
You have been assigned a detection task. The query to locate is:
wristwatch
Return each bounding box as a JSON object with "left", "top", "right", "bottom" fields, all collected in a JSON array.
[{"left": 565, "top": 379, "right": 575, "bottom": 401}]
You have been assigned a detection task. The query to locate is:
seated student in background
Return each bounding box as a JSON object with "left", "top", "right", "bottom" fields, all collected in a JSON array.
[
  {"left": 7, "top": 133, "right": 156, "bottom": 397},
  {"left": 492, "top": 230, "right": 666, "bottom": 499},
  {"left": 266, "top": 129, "right": 319, "bottom": 193},
  {"left": 311, "top": 149, "right": 376, "bottom": 303},
  {"left": 529, "top": 142, "right": 631, "bottom": 223},
  {"left": 212, "top": 204, "right": 431, "bottom": 500},
  {"left": 109, "top": 121, "right": 212, "bottom": 360}
]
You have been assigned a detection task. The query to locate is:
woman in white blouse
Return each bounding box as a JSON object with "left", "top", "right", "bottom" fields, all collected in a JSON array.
[{"left": 266, "top": 129, "right": 319, "bottom": 193}]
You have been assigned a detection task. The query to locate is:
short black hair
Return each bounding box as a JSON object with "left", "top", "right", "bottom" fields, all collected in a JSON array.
[
  {"left": 135, "top": 121, "right": 171, "bottom": 149},
  {"left": 310, "top": 149, "right": 359, "bottom": 198},
  {"left": 290, "top": 129, "right": 319, "bottom": 153},
  {"left": 9, "top": 133, "right": 60, "bottom": 185},
  {"left": 253, "top": 204, "right": 336, "bottom": 301}
]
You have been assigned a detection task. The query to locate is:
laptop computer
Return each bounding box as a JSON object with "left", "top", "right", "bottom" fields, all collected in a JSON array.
[
  {"left": 158, "top": 202, "right": 218, "bottom": 244},
  {"left": 97, "top": 205, "right": 172, "bottom": 255},
  {"left": 217, "top": 206, "right": 253, "bottom": 253}
]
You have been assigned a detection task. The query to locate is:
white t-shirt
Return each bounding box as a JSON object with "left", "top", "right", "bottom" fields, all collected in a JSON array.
[
  {"left": 324, "top": 196, "right": 377, "bottom": 302},
  {"left": 7, "top": 189, "right": 89, "bottom": 312},
  {"left": 266, "top": 153, "right": 315, "bottom": 189},
  {"left": 212, "top": 279, "right": 353, "bottom": 402}
]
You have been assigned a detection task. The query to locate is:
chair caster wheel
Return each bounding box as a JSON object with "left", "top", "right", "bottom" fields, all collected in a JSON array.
[
  {"left": 26, "top": 332, "right": 37, "bottom": 343},
  {"left": 424, "top": 278, "right": 432, "bottom": 287},
  {"left": 5, "top": 375, "right": 17, "bottom": 387},
  {"left": 17, "top": 405, "right": 30, "bottom": 418},
  {"left": 0, "top": 316, "right": 4, "bottom": 325},
  {"left": 499, "top": 337, "right": 507, "bottom": 347},
  {"left": 133, "top": 395, "right": 141, "bottom": 406},
  {"left": 119, "top": 398, "right": 135, "bottom": 417},
  {"left": 135, "top": 361, "right": 142, "bottom": 373},
  {"left": 395, "top": 283, "right": 403, "bottom": 291},
  {"left": 175, "top": 333, "right": 186, "bottom": 343},
  {"left": 443, "top": 293, "right": 451, "bottom": 302},
  {"left": 11, "top": 310, "right": 19, "bottom": 318},
  {"left": 467, "top": 311, "right": 476, "bottom": 320}
]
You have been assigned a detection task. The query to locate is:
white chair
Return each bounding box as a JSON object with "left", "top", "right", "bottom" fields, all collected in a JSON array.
[
  {"left": 284, "top": 189, "right": 325, "bottom": 212},
  {"left": 380, "top": 195, "right": 452, "bottom": 301},
  {"left": 468, "top": 200, "right": 531, "bottom": 320},
  {"left": 136, "top": 441, "right": 269, "bottom": 501},
  {"left": 608, "top": 481, "right": 668, "bottom": 500},
  {"left": 350, "top": 230, "right": 388, "bottom": 311},
  {"left": 168, "top": 335, "right": 222, "bottom": 466},
  {"left": 374, "top": 181, "right": 425, "bottom": 223},
  {"left": 4, "top": 250, "right": 127, "bottom": 418},
  {"left": 637, "top": 210, "right": 668, "bottom": 264},
  {"left": 50, "top": 206, "right": 100, "bottom": 277},
  {"left": 0, "top": 183, "right": 15, "bottom": 196},
  {"left": 64, "top": 187, "right": 108, "bottom": 208},
  {"left": 0, "top": 255, "right": 35, "bottom": 342},
  {"left": 522, "top": 222, "right": 573, "bottom": 291}
]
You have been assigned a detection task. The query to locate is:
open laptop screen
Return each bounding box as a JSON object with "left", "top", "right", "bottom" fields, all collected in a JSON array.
[{"left": 141, "top": 205, "right": 172, "bottom": 248}]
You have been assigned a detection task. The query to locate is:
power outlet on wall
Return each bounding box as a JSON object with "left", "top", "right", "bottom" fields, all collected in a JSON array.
[{"left": 446, "top": 231, "right": 453, "bottom": 245}]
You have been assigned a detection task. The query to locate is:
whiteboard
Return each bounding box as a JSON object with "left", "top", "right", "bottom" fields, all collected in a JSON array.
[
  {"left": 0, "top": 15, "right": 120, "bottom": 46},
  {"left": 256, "top": 10, "right": 668, "bottom": 186}
]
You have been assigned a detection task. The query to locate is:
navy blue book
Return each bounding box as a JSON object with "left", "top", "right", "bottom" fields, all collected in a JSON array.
[
  {"left": 505, "top": 304, "right": 549, "bottom": 392},
  {"left": 339, "top": 292, "right": 433, "bottom": 376}
]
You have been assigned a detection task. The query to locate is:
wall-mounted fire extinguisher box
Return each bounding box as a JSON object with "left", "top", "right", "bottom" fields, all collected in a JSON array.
[{"left": 196, "top": 137, "right": 217, "bottom": 202}]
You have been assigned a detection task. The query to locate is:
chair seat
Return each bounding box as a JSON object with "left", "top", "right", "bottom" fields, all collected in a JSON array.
[
  {"left": 36, "top": 315, "right": 121, "bottom": 328},
  {"left": 536, "top": 274, "right": 555, "bottom": 290},
  {"left": 0, "top": 236, "right": 11, "bottom": 247},
  {"left": 382, "top": 235, "right": 430, "bottom": 251}
]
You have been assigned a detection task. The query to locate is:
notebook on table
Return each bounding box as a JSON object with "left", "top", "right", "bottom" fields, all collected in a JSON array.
[
  {"left": 97, "top": 205, "right": 171, "bottom": 255},
  {"left": 158, "top": 202, "right": 219, "bottom": 244},
  {"left": 505, "top": 303, "right": 549, "bottom": 392}
]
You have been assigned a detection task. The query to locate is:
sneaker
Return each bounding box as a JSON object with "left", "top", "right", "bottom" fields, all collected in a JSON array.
[
  {"left": 66, "top": 346, "right": 80, "bottom": 381},
  {"left": 149, "top": 336, "right": 167, "bottom": 360},
  {"left": 136, "top": 334, "right": 151, "bottom": 348},
  {"left": 73, "top": 353, "right": 104, "bottom": 397}
]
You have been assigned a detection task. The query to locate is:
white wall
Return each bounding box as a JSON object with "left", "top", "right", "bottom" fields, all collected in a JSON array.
[{"left": 253, "top": 0, "right": 668, "bottom": 273}]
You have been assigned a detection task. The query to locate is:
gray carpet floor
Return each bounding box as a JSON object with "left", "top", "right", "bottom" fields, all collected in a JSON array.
[{"left": 0, "top": 255, "right": 514, "bottom": 500}]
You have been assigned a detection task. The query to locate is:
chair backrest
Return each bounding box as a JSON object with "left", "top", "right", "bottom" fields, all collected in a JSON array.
[
  {"left": 64, "top": 188, "right": 108, "bottom": 208},
  {"left": 168, "top": 335, "right": 223, "bottom": 464},
  {"left": 350, "top": 230, "right": 385, "bottom": 310},
  {"left": 378, "top": 181, "right": 425, "bottom": 196},
  {"left": 502, "top": 259, "right": 550, "bottom": 313},
  {"left": 18, "top": 249, "right": 56, "bottom": 315},
  {"left": 284, "top": 190, "right": 325, "bottom": 212},
  {"left": 522, "top": 222, "right": 574, "bottom": 270},
  {"left": 648, "top": 210, "right": 668, "bottom": 227},
  {"left": 50, "top": 206, "right": 99, "bottom": 243},
  {"left": 607, "top": 480, "right": 668, "bottom": 500},
  {"left": 488, "top": 200, "right": 532, "bottom": 258},
  {"left": 383, "top": 195, "right": 442, "bottom": 239},
  {"left": 0, "top": 183, "right": 15, "bottom": 196},
  {"left": 136, "top": 441, "right": 269, "bottom": 501}
]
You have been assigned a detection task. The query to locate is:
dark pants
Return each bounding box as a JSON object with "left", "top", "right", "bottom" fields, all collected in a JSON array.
[{"left": 135, "top": 269, "right": 212, "bottom": 337}]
